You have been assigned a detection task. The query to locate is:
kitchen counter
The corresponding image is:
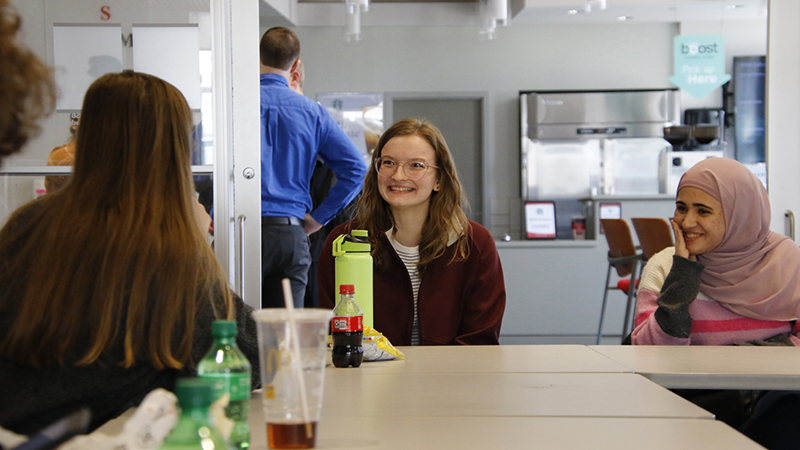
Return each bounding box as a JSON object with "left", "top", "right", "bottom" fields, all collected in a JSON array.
[
  {"left": 578, "top": 194, "right": 675, "bottom": 202},
  {"left": 495, "top": 239, "right": 598, "bottom": 249},
  {"left": 578, "top": 194, "right": 676, "bottom": 240},
  {"left": 497, "top": 194, "right": 676, "bottom": 345}
]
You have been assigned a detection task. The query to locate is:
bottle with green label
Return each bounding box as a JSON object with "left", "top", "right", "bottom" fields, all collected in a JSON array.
[
  {"left": 159, "top": 378, "right": 230, "bottom": 450},
  {"left": 198, "top": 320, "right": 251, "bottom": 450}
]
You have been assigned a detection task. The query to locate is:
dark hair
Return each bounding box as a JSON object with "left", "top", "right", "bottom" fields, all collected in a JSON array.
[
  {"left": 0, "top": 72, "right": 233, "bottom": 369},
  {"left": 0, "top": 0, "right": 55, "bottom": 163},
  {"left": 259, "top": 27, "right": 300, "bottom": 70},
  {"left": 356, "top": 118, "right": 470, "bottom": 273}
]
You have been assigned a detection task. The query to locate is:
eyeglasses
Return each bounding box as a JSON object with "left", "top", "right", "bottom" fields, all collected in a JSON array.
[{"left": 375, "top": 157, "right": 438, "bottom": 181}]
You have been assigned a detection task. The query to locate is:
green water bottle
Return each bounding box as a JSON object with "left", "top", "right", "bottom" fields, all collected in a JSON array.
[
  {"left": 159, "top": 379, "right": 230, "bottom": 450},
  {"left": 198, "top": 321, "right": 251, "bottom": 450},
  {"left": 333, "top": 230, "right": 374, "bottom": 328}
]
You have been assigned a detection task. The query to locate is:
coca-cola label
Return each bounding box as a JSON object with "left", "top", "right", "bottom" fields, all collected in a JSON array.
[{"left": 331, "top": 316, "right": 363, "bottom": 332}]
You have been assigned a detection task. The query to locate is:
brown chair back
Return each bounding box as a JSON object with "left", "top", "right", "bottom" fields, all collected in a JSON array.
[
  {"left": 600, "top": 218, "right": 638, "bottom": 277},
  {"left": 631, "top": 217, "right": 674, "bottom": 261}
]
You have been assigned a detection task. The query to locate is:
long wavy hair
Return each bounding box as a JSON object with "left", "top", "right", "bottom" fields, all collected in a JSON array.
[
  {"left": 355, "top": 118, "right": 470, "bottom": 273},
  {"left": 0, "top": 72, "right": 232, "bottom": 369},
  {"left": 0, "top": 0, "right": 55, "bottom": 163}
]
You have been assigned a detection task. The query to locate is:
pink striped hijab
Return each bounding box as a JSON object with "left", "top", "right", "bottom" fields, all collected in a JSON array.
[{"left": 678, "top": 157, "right": 800, "bottom": 321}]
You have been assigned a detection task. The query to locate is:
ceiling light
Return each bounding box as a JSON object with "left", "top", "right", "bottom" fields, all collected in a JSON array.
[
  {"left": 344, "top": 0, "right": 369, "bottom": 42},
  {"left": 479, "top": 0, "right": 508, "bottom": 40},
  {"left": 567, "top": 9, "right": 579, "bottom": 15},
  {"left": 617, "top": 15, "right": 631, "bottom": 21},
  {"left": 347, "top": 0, "right": 369, "bottom": 14},
  {"left": 726, "top": 4, "right": 743, "bottom": 9},
  {"left": 585, "top": 0, "right": 607, "bottom": 13}
]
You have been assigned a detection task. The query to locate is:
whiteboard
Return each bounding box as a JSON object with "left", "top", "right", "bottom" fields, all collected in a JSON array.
[
  {"left": 53, "top": 25, "right": 123, "bottom": 111},
  {"left": 132, "top": 25, "right": 201, "bottom": 109}
]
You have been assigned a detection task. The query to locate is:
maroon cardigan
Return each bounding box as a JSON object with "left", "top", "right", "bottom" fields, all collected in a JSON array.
[{"left": 318, "top": 220, "right": 506, "bottom": 346}]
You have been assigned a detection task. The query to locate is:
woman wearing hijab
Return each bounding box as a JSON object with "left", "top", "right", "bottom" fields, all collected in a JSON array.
[
  {"left": 631, "top": 157, "right": 800, "bottom": 346},
  {"left": 631, "top": 157, "right": 800, "bottom": 450}
]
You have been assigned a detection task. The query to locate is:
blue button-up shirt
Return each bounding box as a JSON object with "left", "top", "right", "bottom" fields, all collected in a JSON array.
[{"left": 260, "top": 73, "right": 367, "bottom": 225}]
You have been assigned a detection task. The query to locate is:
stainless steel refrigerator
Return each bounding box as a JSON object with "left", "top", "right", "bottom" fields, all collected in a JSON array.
[{"left": 521, "top": 89, "right": 679, "bottom": 239}]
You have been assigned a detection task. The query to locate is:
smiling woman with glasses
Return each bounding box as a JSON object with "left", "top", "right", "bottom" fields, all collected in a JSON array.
[{"left": 318, "top": 118, "right": 506, "bottom": 347}]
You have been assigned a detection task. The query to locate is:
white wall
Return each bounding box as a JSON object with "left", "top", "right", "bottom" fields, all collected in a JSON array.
[{"left": 262, "top": 19, "right": 767, "bottom": 238}]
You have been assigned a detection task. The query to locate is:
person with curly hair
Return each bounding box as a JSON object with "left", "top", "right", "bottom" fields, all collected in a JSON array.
[{"left": 0, "top": 0, "right": 55, "bottom": 165}]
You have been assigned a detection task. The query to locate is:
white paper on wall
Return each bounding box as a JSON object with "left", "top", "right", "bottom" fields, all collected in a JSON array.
[
  {"left": 53, "top": 24, "right": 123, "bottom": 111},
  {"left": 132, "top": 25, "right": 201, "bottom": 109}
]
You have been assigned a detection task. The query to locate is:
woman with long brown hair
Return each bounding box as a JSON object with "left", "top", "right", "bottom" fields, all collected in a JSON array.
[
  {"left": 318, "top": 118, "right": 506, "bottom": 345},
  {"left": 0, "top": 71, "right": 258, "bottom": 434}
]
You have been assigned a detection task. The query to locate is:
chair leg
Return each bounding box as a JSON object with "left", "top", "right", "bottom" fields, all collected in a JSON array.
[
  {"left": 596, "top": 264, "right": 614, "bottom": 345},
  {"left": 621, "top": 261, "right": 640, "bottom": 339}
]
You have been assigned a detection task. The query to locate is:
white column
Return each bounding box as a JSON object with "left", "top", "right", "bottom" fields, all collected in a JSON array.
[
  {"left": 766, "top": 0, "right": 800, "bottom": 238},
  {"left": 212, "top": 0, "right": 262, "bottom": 307}
]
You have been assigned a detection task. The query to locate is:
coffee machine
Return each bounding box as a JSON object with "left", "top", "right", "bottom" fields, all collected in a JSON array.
[
  {"left": 683, "top": 108, "right": 726, "bottom": 151},
  {"left": 659, "top": 108, "right": 725, "bottom": 194}
]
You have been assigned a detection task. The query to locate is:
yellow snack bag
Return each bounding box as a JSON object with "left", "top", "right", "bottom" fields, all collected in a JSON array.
[{"left": 363, "top": 326, "right": 404, "bottom": 361}]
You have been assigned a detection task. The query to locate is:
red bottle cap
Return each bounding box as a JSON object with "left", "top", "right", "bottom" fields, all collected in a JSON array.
[{"left": 339, "top": 284, "right": 355, "bottom": 294}]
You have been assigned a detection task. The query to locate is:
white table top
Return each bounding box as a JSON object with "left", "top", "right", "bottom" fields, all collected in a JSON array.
[
  {"left": 317, "top": 371, "right": 712, "bottom": 419},
  {"left": 356, "top": 344, "right": 633, "bottom": 374},
  {"left": 590, "top": 345, "right": 800, "bottom": 390},
  {"left": 247, "top": 415, "right": 764, "bottom": 450},
  {"left": 242, "top": 344, "right": 778, "bottom": 449}
]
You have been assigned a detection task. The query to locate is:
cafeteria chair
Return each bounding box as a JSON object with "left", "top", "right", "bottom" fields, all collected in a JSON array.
[
  {"left": 631, "top": 217, "right": 674, "bottom": 262},
  {"left": 597, "top": 218, "right": 643, "bottom": 345}
]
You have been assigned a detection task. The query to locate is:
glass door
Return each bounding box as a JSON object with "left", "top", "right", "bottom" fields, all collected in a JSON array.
[{"left": 0, "top": 0, "right": 262, "bottom": 309}]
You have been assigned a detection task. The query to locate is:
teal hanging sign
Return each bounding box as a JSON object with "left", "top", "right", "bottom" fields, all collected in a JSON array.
[{"left": 669, "top": 34, "right": 731, "bottom": 99}]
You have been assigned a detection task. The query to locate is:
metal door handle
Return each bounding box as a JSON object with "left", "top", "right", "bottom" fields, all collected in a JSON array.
[
  {"left": 237, "top": 214, "right": 246, "bottom": 296},
  {"left": 785, "top": 210, "right": 795, "bottom": 241}
]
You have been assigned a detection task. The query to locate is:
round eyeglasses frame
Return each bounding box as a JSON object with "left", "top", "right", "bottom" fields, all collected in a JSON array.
[{"left": 375, "top": 157, "right": 438, "bottom": 181}]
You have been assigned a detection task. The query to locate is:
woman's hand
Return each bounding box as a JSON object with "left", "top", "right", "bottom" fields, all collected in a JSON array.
[{"left": 670, "top": 219, "right": 695, "bottom": 261}]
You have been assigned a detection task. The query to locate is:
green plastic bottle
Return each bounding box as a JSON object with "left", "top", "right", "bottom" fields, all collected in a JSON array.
[
  {"left": 332, "top": 230, "right": 374, "bottom": 328},
  {"left": 159, "top": 378, "right": 230, "bottom": 450},
  {"left": 198, "top": 320, "right": 251, "bottom": 450}
]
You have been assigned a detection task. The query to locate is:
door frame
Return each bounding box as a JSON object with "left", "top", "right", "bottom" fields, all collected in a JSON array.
[
  {"left": 212, "top": 0, "right": 261, "bottom": 308},
  {"left": 384, "top": 91, "right": 493, "bottom": 231}
]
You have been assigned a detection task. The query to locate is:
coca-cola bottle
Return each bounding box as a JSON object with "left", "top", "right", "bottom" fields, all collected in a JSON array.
[{"left": 331, "top": 284, "right": 364, "bottom": 368}]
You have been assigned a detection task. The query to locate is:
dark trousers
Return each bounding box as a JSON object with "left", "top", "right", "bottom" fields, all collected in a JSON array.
[
  {"left": 672, "top": 389, "right": 800, "bottom": 450},
  {"left": 261, "top": 224, "right": 310, "bottom": 309},
  {"left": 739, "top": 391, "right": 800, "bottom": 450}
]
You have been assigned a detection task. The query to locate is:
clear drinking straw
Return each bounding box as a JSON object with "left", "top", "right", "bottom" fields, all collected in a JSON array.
[{"left": 281, "top": 278, "right": 314, "bottom": 440}]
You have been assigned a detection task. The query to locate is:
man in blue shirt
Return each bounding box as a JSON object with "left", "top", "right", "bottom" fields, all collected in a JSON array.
[{"left": 259, "top": 27, "right": 367, "bottom": 308}]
